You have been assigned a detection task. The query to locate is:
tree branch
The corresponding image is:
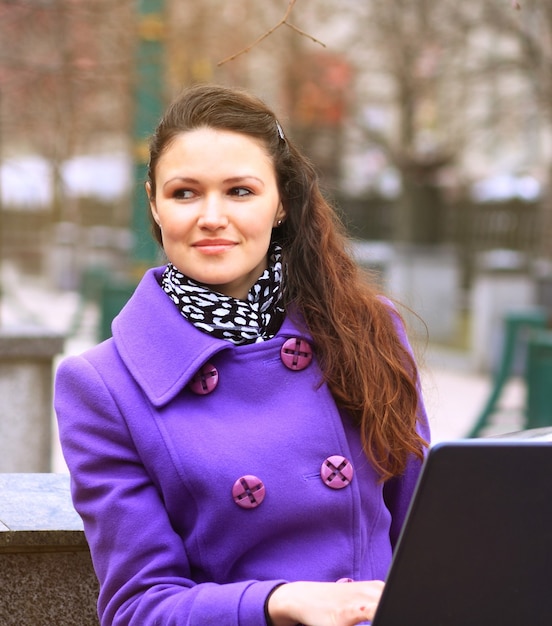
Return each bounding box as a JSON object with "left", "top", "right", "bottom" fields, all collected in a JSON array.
[
  {"left": 284, "top": 21, "right": 326, "bottom": 47},
  {"left": 217, "top": 0, "right": 325, "bottom": 66}
]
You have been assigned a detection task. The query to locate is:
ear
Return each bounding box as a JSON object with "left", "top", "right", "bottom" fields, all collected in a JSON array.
[
  {"left": 145, "top": 182, "right": 160, "bottom": 226},
  {"left": 275, "top": 201, "right": 286, "bottom": 225}
]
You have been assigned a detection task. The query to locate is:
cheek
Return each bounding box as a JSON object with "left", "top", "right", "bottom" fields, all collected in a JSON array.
[
  {"left": 247, "top": 225, "right": 276, "bottom": 246},
  {"left": 244, "top": 211, "right": 280, "bottom": 237},
  {"left": 157, "top": 210, "right": 193, "bottom": 235}
]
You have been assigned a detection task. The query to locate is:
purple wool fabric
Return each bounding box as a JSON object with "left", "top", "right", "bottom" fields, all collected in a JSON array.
[{"left": 54, "top": 266, "right": 430, "bottom": 626}]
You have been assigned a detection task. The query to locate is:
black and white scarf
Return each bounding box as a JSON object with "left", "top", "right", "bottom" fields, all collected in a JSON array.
[{"left": 160, "top": 244, "right": 285, "bottom": 345}]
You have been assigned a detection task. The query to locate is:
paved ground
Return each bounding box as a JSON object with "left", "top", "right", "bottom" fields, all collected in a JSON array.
[
  {"left": 0, "top": 262, "right": 527, "bottom": 473},
  {"left": 420, "top": 347, "right": 525, "bottom": 442}
]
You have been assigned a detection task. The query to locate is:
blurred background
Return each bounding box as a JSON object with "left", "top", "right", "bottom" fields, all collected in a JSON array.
[{"left": 1, "top": 0, "right": 552, "bottom": 462}]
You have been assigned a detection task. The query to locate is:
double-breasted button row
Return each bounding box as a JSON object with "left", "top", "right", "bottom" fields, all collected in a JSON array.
[
  {"left": 232, "top": 455, "right": 354, "bottom": 509},
  {"left": 188, "top": 337, "right": 313, "bottom": 395}
]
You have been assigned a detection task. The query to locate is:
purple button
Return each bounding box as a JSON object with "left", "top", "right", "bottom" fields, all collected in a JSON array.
[
  {"left": 280, "top": 338, "right": 313, "bottom": 371},
  {"left": 232, "top": 475, "right": 266, "bottom": 509},
  {"left": 189, "top": 363, "right": 219, "bottom": 395},
  {"left": 321, "top": 455, "right": 354, "bottom": 489}
]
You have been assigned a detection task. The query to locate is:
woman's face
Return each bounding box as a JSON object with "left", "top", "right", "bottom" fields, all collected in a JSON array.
[{"left": 148, "top": 128, "right": 285, "bottom": 300}]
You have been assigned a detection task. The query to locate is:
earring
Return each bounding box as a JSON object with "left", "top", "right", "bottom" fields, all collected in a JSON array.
[{"left": 276, "top": 219, "right": 283, "bottom": 227}]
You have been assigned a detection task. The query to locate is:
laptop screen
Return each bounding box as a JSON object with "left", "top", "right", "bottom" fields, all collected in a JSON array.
[{"left": 372, "top": 439, "right": 552, "bottom": 626}]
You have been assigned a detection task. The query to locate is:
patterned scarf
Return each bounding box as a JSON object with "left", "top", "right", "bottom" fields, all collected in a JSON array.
[{"left": 160, "top": 244, "right": 285, "bottom": 345}]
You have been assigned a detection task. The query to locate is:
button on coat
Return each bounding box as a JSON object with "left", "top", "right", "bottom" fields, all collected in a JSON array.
[
  {"left": 280, "top": 337, "right": 313, "bottom": 370},
  {"left": 321, "top": 455, "right": 354, "bottom": 489},
  {"left": 189, "top": 362, "right": 219, "bottom": 394},
  {"left": 232, "top": 475, "right": 266, "bottom": 509}
]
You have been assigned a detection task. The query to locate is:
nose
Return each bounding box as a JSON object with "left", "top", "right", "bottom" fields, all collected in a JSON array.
[{"left": 197, "top": 193, "right": 229, "bottom": 230}]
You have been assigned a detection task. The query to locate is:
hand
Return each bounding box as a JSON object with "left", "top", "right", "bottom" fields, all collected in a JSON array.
[{"left": 267, "top": 580, "right": 385, "bottom": 626}]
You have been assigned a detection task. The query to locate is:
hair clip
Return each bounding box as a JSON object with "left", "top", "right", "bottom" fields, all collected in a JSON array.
[{"left": 276, "top": 120, "right": 285, "bottom": 142}]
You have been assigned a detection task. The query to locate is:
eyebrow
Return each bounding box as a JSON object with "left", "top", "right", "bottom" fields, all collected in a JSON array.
[
  {"left": 224, "top": 176, "right": 265, "bottom": 187},
  {"left": 163, "top": 175, "right": 265, "bottom": 189}
]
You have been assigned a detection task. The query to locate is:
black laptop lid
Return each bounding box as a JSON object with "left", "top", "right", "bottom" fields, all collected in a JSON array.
[{"left": 372, "top": 440, "right": 552, "bottom": 626}]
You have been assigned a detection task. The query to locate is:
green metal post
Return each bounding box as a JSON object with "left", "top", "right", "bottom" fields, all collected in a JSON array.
[
  {"left": 526, "top": 330, "right": 552, "bottom": 429},
  {"left": 98, "top": 1, "right": 165, "bottom": 340},
  {"left": 131, "top": 0, "right": 165, "bottom": 275},
  {"left": 467, "top": 308, "right": 548, "bottom": 437}
]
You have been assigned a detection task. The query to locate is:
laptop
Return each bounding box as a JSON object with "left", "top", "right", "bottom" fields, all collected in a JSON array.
[{"left": 372, "top": 438, "right": 552, "bottom": 626}]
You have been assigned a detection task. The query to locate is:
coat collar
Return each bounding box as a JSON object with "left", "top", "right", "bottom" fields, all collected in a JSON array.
[{"left": 111, "top": 267, "right": 309, "bottom": 407}]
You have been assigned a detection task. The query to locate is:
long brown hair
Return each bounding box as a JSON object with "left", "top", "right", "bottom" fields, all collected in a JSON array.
[{"left": 147, "top": 84, "right": 427, "bottom": 479}]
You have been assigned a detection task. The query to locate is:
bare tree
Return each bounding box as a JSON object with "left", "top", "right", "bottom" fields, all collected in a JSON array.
[
  {"left": 0, "top": 0, "right": 134, "bottom": 221},
  {"left": 480, "top": 0, "right": 552, "bottom": 257},
  {"left": 322, "top": 0, "right": 483, "bottom": 244}
]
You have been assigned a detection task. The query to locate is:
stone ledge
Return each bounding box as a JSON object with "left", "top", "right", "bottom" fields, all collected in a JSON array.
[
  {"left": 0, "top": 473, "right": 83, "bottom": 534},
  {"left": 0, "top": 329, "right": 65, "bottom": 359},
  {"left": 0, "top": 473, "right": 99, "bottom": 625}
]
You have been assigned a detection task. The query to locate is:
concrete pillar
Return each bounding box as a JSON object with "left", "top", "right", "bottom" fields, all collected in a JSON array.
[
  {"left": 386, "top": 244, "right": 460, "bottom": 343},
  {"left": 0, "top": 330, "right": 64, "bottom": 472},
  {"left": 470, "top": 251, "right": 536, "bottom": 373}
]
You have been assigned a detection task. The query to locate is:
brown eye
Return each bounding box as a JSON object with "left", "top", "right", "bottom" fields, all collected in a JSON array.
[{"left": 229, "top": 187, "right": 252, "bottom": 197}]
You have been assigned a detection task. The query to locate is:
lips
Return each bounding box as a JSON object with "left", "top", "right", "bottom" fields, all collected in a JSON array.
[{"left": 192, "top": 239, "right": 237, "bottom": 254}]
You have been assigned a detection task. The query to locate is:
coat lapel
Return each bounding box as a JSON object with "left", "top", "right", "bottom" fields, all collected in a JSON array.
[{"left": 112, "top": 268, "right": 231, "bottom": 407}]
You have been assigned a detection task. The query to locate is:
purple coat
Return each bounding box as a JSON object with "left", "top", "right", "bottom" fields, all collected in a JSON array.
[{"left": 54, "top": 266, "right": 430, "bottom": 626}]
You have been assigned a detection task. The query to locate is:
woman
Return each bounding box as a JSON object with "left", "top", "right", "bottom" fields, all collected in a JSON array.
[{"left": 55, "top": 84, "right": 430, "bottom": 626}]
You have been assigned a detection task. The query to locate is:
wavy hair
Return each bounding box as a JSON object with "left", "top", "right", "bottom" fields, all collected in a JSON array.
[{"left": 147, "top": 84, "right": 427, "bottom": 479}]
